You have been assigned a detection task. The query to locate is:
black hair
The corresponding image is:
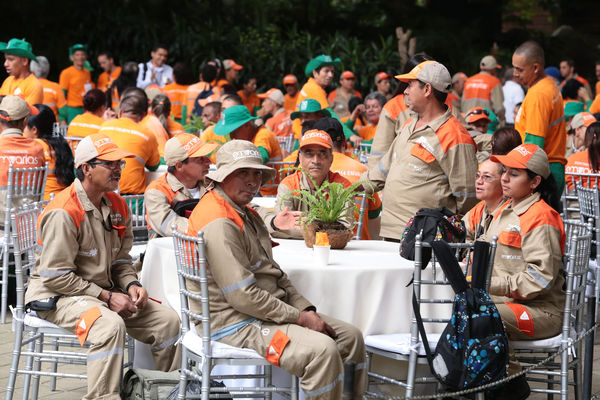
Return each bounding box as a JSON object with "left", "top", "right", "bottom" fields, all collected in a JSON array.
[
  {"left": 121, "top": 87, "right": 148, "bottom": 106},
  {"left": 526, "top": 169, "right": 562, "bottom": 213},
  {"left": 108, "top": 61, "right": 138, "bottom": 108},
  {"left": 75, "top": 165, "right": 84, "bottom": 181},
  {"left": 172, "top": 62, "right": 193, "bottom": 85},
  {"left": 560, "top": 58, "right": 575, "bottom": 68},
  {"left": 491, "top": 127, "right": 522, "bottom": 155},
  {"left": 222, "top": 93, "right": 243, "bottom": 105},
  {"left": 97, "top": 51, "right": 114, "bottom": 60},
  {"left": 586, "top": 122, "right": 600, "bottom": 172},
  {"left": 313, "top": 118, "right": 345, "bottom": 150},
  {"left": 167, "top": 158, "right": 189, "bottom": 174},
  {"left": 417, "top": 81, "right": 448, "bottom": 104},
  {"left": 220, "top": 84, "right": 238, "bottom": 96},
  {"left": 392, "top": 53, "right": 434, "bottom": 97},
  {"left": 28, "top": 104, "right": 75, "bottom": 186},
  {"left": 241, "top": 74, "right": 256, "bottom": 86},
  {"left": 561, "top": 78, "right": 583, "bottom": 100},
  {"left": 83, "top": 89, "right": 106, "bottom": 112},
  {"left": 151, "top": 94, "right": 171, "bottom": 132},
  {"left": 151, "top": 44, "right": 168, "bottom": 53},
  {"left": 204, "top": 101, "right": 221, "bottom": 115},
  {"left": 201, "top": 64, "right": 217, "bottom": 83},
  {"left": 348, "top": 96, "right": 363, "bottom": 114},
  {"left": 120, "top": 94, "right": 147, "bottom": 116}
]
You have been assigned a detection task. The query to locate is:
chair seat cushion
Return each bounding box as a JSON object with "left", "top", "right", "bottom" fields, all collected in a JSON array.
[
  {"left": 182, "top": 328, "right": 264, "bottom": 359},
  {"left": 365, "top": 333, "right": 442, "bottom": 356},
  {"left": 512, "top": 333, "right": 562, "bottom": 350},
  {"left": 23, "top": 311, "right": 64, "bottom": 329}
]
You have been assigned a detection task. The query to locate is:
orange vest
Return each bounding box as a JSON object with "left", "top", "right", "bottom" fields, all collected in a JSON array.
[
  {"left": 163, "top": 82, "right": 189, "bottom": 120},
  {"left": 463, "top": 72, "right": 501, "bottom": 102},
  {"left": 187, "top": 190, "right": 256, "bottom": 235},
  {"left": 0, "top": 134, "right": 46, "bottom": 186}
]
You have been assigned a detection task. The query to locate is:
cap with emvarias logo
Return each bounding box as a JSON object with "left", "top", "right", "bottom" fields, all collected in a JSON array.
[
  {"left": 74, "top": 134, "right": 134, "bottom": 168},
  {"left": 569, "top": 112, "right": 596, "bottom": 130},
  {"left": 163, "top": 134, "right": 219, "bottom": 166},
  {"left": 299, "top": 129, "right": 333, "bottom": 149},
  {"left": 491, "top": 143, "right": 550, "bottom": 179},
  {"left": 395, "top": 61, "right": 452, "bottom": 93},
  {"left": 205, "top": 140, "right": 276, "bottom": 184},
  {"left": 0, "top": 95, "right": 39, "bottom": 121}
]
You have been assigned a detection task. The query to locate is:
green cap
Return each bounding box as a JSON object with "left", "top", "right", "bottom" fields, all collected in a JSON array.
[
  {"left": 564, "top": 100, "right": 584, "bottom": 117},
  {"left": 483, "top": 107, "right": 498, "bottom": 134},
  {"left": 83, "top": 60, "right": 94, "bottom": 72},
  {"left": 0, "top": 38, "right": 36, "bottom": 61},
  {"left": 69, "top": 43, "right": 87, "bottom": 57},
  {"left": 304, "top": 54, "right": 341, "bottom": 76},
  {"left": 213, "top": 105, "right": 259, "bottom": 136},
  {"left": 290, "top": 99, "right": 332, "bottom": 120}
]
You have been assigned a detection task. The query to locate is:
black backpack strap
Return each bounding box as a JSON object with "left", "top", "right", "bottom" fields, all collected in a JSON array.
[
  {"left": 411, "top": 290, "right": 435, "bottom": 367},
  {"left": 471, "top": 240, "right": 491, "bottom": 290},
  {"left": 430, "top": 240, "right": 468, "bottom": 294}
]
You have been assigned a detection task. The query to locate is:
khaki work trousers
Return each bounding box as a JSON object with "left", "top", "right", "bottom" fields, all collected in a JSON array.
[
  {"left": 218, "top": 313, "right": 366, "bottom": 400},
  {"left": 40, "top": 295, "right": 181, "bottom": 399},
  {"left": 496, "top": 302, "right": 562, "bottom": 375}
]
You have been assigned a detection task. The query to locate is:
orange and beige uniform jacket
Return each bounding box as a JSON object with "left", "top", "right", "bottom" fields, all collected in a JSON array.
[
  {"left": 271, "top": 170, "right": 353, "bottom": 239},
  {"left": 144, "top": 172, "right": 206, "bottom": 239},
  {"left": 461, "top": 71, "right": 505, "bottom": 123},
  {"left": 163, "top": 82, "right": 189, "bottom": 122},
  {"left": 67, "top": 112, "right": 105, "bottom": 138},
  {"left": 462, "top": 199, "right": 509, "bottom": 242},
  {"left": 367, "top": 94, "right": 411, "bottom": 171},
  {"left": 34, "top": 138, "right": 68, "bottom": 201},
  {"left": 0, "top": 73, "right": 43, "bottom": 105},
  {"left": 480, "top": 193, "right": 565, "bottom": 318},
  {"left": 186, "top": 187, "right": 313, "bottom": 337},
  {"left": 25, "top": 179, "right": 138, "bottom": 304},
  {"left": 266, "top": 108, "right": 293, "bottom": 137},
  {"left": 363, "top": 108, "right": 478, "bottom": 240},
  {"left": 0, "top": 129, "right": 45, "bottom": 231},
  {"left": 99, "top": 117, "right": 160, "bottom": 194}
]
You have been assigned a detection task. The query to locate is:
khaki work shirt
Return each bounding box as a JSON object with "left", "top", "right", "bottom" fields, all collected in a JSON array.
[
  {"left": 187, "top": 187, "right": 313, "bottom": 336},
  {"left": 26, "top": 179, "right": 138, "bottom": 304},
  {"left": 364, "top": 108, "right": 478, "bottom": 240},
  {"left": 480, "top": 193, "right": 565, "bottom": 317}
]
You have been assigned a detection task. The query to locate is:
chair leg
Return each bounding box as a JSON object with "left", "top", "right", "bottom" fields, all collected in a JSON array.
[
  {"left": 5, "top": 317, "right": 24, "bottom": 400},
  {"left": 21, "top": 333, "right": 36, "bottom": 400},
  {"left": 264, "top": 365, "right": 272, "bottom": 400},
  {"left": 405, "top": 350, "right": 419, "bottom": 399},
  {"left": 177, "top": 347, "right": 188, "bottom": 400},
  {"left": 291, "top": 375, "right": 299, "bottom": 400},
  {"left": 49, "top": 337, "right": 58, "bottom": 391},
  {"left": 30, "top": 334, "right": 44, "bottom": 400},
  {"left": 1, "top": 247, "right": 9, "bottom": 324},
  {"left": 364, "top": 351, "right": 372, "bottom": 394}
]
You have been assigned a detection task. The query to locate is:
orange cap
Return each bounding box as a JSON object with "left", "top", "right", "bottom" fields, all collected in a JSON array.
[
  {"left": 299, "top": 129, "right": 332, "bottom": 149},
  {"left": 464, "top": 107, "right": 491, "bottom": 124},
  {"left": 341, "top": 70, "right": 356, "bottom": 79},
  {"left": 163, "top": 134, "right": 219, "bottom": 166},
  {"left": 223, "top": 59, "right": 243, "bottom": 71},
  {"left": 570, "top": 112, "right": 596, "bottom": 130},
  {"left": 74, "top": 134, "right": 135, "bottom": 168},
  {"left": 257, "top": 88, "right": 285, "bottom": 105},
  {"left": 490, "top": 143, "right": 550, "bottom": 179},
  {"left": 282, "top": 74, "right": 298, "bottom": 85},
  {"left": 374, "top": 72, "right": 391, "bottom": 84}
]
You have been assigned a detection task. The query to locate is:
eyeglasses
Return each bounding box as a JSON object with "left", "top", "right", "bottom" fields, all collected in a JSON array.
[
  {"left": 475, "top": 172, "right": 498, "bottom": 183},
  {"left": 466, "top": 109, "right": 490, "bottom": 118},
  {"left": 89, "top": 160, "right": 126, "bottom": 170}
]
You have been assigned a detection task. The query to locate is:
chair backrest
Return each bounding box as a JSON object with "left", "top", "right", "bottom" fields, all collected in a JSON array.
[
  {"left": 576, "top": 184, "right": 600, "bottom": 260},
  {"left": 2, "top": 163, "right": 48, "bottom": 239},
  {"left": 172, "top": 230, "right": 210, "bottom": 355},
  {"left": 121, "top": 194, "right": 148, "bottom": 245},
  {"left": 353, "top": 142, "right": 372, "bottom": 164},
  {"left": 412, "top": 236, "right": 497, "bottom": 335},
  {"left": 275, "top": 135, "right": 295, "bottom": 154},
  {"left": 262, "top": 161, "right": 296, "bottom": 190},
  {"left": 562, "top": 219, "right": 592, "bottom": 341},
  {"left": 65, "top": 136, "right": 83, "bottom": 153},
  {"left": 562, "top": 172, "right": 600, "bottom": 219},
  {"left": 352, "top": 193, "right": 368, "bottom": 240},
  {"left": 9, "top": 203, "right": 43, "bottom": 318}
]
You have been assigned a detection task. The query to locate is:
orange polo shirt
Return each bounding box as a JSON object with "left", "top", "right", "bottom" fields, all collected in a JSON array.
[
  {"left": 0, "top": 73, "right": 43, "bottom": 105},
  {"left": 0, "top": 130, "right": 46, "bottom": 185},
  {"left": 59, "top": 66, "right": 94, "bottom": 107},
  {"left": 99, "top": 117, "right": 160, "bottom": 194},
  {"left": 237, "top": 90, "right": 261, "bottom": 115},
  {"left": 215, "top": 79, "right": 229, "bottom": 89},
  {"left": 330, "top": 152, "right": 382, "bottom": 240},
  {"left": 515, "top": 76, "right": 566, "bottom": 165},
  {"left": 168, "top": 118, "right": 185, "bottom": 135},
  {"left": 96, "top": 66, "right": 122, "bottom": 91},
  {"left": 34, "top": 138, "right": 68, "bottom": 200},
  {"left": 283, "top": 92, "right": 299, "bottom": 112},
  {"left": 565, "top": 150, "right": 597, "bottom": 190},
  {"left": 590, "top": 94, "right": 600, "bottom": 114},
  {"left": 356, "top": 124, "right": 377, "bottom": 142},
  {"left": 40, "top": 78, "right": 67, "bottom": 121},
  {"left": 266, "top": 109, "right": 293, "bottom": 137},
  {"left": 140, "top": 114, "right": 170, "bottom": 158},
  {"left": 163, "top": 82, "right": 189, "bottom": 121},
  {"left": 67, "top": 112, "right": 105, "bottom": 138},
  {"left": 184, "top": 82, "right": 220, "bottom": 123},
  {"left": 200, "top": 125, "right": 225, "bottom": 164},
  {"left": 292, "top": 78, "right": 329, "bottom": 139}
]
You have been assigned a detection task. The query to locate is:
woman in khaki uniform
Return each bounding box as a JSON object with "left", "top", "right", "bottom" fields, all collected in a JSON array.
[{"left": 481, "top": 143, "right": 565, "bottom": 400}]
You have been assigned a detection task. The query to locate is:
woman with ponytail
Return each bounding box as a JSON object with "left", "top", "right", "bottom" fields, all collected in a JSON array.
[
  {"left": 24, "top": 104, "right": 75, "bottom": 199},
  {"left": 141, "top": 94, "right": 185, "bottom": 162}
]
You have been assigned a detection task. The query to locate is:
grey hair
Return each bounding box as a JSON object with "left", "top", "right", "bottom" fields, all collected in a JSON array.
[
  {"left": 31, "top": 56, "right": 50, "bottom": 79},
  {"left": 364, "top": 92, "right": 387, "bottom": 107}
]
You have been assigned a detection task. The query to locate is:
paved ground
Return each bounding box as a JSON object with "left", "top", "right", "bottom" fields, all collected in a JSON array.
[{"left": 0, "top": 314, "right": 600, "bottom": 399}]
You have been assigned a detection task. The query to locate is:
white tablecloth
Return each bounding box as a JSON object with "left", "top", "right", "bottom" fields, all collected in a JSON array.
[
  {"left": 250, "top": 196, "right": 277, "bottom": 210},
  {"left": 140, "top": 237, "right": 452, "bottom": 336}
]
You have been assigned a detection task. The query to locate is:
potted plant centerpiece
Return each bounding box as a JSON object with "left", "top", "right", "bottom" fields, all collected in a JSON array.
[{"left": 281, "top": 167, "right": 371, "bottom": 249}]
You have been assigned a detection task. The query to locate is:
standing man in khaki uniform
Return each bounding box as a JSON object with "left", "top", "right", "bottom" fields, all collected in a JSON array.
[
  {"left": 187, "top": 140, "right": 366, "bottom": 400},
  {"left": 25, "top": 134, "right": 181, "bottom": 400},
  {"left": 461, "top": 55, "right": 505, "bottom": 123},
  {"left": 362, "top": 61, "right": 478, "bottom": 240}
]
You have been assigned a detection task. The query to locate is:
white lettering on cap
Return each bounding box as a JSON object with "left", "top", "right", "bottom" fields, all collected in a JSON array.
[
  {"left": 300, "top": 101, "right": 309, "bottom": 111},
  {"left": 302, "top": 131, "right": 330, "bottom": 142},
  {"left": 232, "top": 149, "right": 261, "bottom": 161},
  {"left": 514, "top": 146, "right": 532, "bottom": 157},
  {"left": 183, "top": 137, "right": 201, "bottom": 153},
  {"left": 94, "top": 137, "right": 113, "bottom": 149}
]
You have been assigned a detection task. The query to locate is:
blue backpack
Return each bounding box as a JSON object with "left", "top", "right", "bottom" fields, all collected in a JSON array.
[{"left": 412, "top": 240, "right": 509, "bottom": 391}]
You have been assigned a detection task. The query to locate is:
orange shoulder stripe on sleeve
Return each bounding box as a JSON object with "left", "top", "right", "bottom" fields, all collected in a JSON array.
[{"left": 436, "top": 117, "right": 476, "bottom": 153}]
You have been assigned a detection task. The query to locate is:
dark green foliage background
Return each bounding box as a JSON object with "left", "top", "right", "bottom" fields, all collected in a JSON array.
[{"left": 2, "top": 0, "right": 599, "bottom": 94}]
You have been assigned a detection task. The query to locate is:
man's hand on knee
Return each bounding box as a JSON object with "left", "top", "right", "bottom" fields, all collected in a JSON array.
[
  {"left": 297, "top": 310, "right": 337, "bottom": 339},
  {"left": 102, "top": 290, "right": 137, "bottom": 318},
  {"left": 128, "top": 285, "right": 148, "bottom": 309}
]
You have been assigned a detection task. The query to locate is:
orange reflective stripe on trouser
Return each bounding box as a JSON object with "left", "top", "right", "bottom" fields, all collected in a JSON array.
[
  {"left": 265, "top": 329, "right": 290, "bottom": 366},
  {"left": 75, "top": 306, "right": 102, "bottom": 346},
  {"left": 504, "top": 302, "right": 534, "bottom": 336}
]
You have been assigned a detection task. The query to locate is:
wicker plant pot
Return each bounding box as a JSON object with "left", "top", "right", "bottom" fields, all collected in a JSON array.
[{"left": 302, "top": 221, "right": 353, "bottom": 249}]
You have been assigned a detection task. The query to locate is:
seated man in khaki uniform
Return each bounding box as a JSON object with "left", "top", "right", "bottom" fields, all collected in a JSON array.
[
  {"left": 145, "top": 134, "right": 301, "bottom": 240},
  {"left": 25, "top": 134, "right": 181, "bottom": 400},
  {"left": 187, "top": 140, "right": 365, "bottom": 399}
]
